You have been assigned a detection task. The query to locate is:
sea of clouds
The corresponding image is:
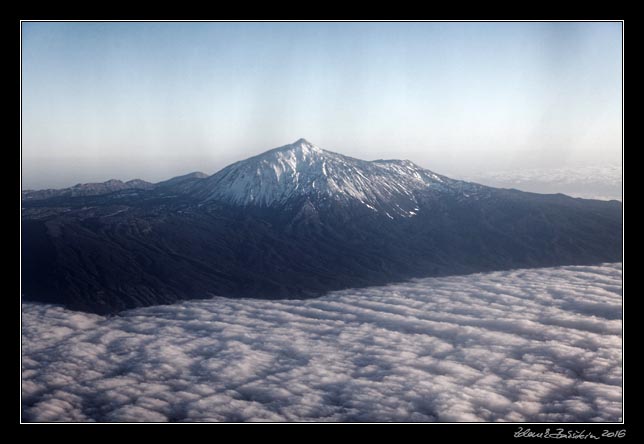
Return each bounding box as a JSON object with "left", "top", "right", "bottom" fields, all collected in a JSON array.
[{"left": 21, "top": 263, "right": 623, "bottom": 422}]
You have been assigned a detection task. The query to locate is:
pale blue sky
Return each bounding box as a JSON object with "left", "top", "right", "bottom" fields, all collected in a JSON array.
[{"left": 22, "top": 21, "right": 622, "bottom": 189}]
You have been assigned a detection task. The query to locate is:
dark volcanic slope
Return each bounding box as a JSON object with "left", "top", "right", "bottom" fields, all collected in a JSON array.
[{"left": 21, "top": 139, "right": 622, "bottom": 314}]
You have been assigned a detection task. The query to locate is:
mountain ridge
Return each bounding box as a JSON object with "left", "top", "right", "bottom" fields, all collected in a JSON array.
[
  {"left": 21, "top": 139, "right": 622, "bottom": 314},
  {"left": 22, "top": 172, "right": 208, "bottom": 201}
]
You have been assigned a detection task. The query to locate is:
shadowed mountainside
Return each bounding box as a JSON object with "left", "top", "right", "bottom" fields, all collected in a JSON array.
[{"left": 21, "top": 139, "right": 622, "bottom": 314}]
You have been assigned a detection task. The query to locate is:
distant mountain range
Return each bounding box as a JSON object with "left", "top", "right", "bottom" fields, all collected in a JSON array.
[
  {"left": 21, "top": 173, "right": 209, "bottom": 201},
  {"left": 22, "top": 178, "right": 154, "bottom": 201},
  {"left": 466, "top": 164, "right": 622, "bottom": 201},
  {"left": 21, "top": 139, "right": 623, "bottom": 314}
]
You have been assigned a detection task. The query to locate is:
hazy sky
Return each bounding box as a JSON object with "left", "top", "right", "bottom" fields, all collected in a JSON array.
[{"left": 22, "top": 21, "right": 622, "bottom": 189}]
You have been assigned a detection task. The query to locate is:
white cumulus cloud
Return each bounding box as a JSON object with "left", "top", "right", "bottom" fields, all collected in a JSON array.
[{"left": 21, "top": 263, "right": 623, "bottom": 422}]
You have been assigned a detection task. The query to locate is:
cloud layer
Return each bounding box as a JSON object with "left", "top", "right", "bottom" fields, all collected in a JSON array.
[{"left": 22, "top": 263, "right": 623, "bottom": 422}]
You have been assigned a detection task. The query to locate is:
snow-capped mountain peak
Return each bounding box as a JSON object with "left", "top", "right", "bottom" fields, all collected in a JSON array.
[
  {"left": 195, "top": 139, "right": 456, "bottom": 215},
  {"left": 289, "top": 137, "right": 319, "bottom": 152}
]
